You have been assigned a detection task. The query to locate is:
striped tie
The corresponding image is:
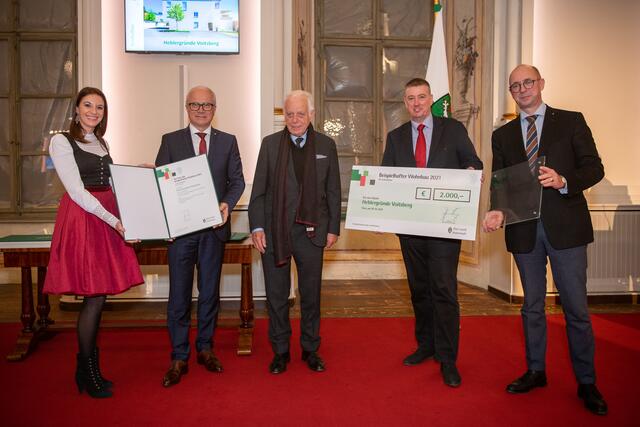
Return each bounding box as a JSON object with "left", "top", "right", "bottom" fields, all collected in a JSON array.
[{"left": 525, "top": 115, "right": 539, "bottom": 167}]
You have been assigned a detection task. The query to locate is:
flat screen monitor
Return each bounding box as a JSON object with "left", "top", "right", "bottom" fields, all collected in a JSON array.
[{"left": 124, "top": 0, "right": 240, "bottom": 54}]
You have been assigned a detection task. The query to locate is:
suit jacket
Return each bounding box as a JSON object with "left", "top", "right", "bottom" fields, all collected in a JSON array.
[
  {"left": 382, "top": 117, "right": 482, "bottom": 240},
  {"left": 155, "top": 126, "right": 245, "bottom": 242},
  {"left": 248, "top": 129, "right": 341, "bottom": 249},
  {"left": 491, "top": 106, "right": 604, "bottom": 253},
  {"left": 382, "top": 117, "right": 483, "bottom": 170}
]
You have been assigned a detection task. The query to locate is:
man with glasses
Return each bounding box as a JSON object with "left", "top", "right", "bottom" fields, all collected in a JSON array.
[
  {"left": 482, "top": 65, "right": 607, "bottom": 415},
  {"left": 156, "top": 85, "right": 245, "bottom": 387}
]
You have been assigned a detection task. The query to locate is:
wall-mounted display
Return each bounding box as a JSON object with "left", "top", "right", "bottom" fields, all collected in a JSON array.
[{"left": 125, "top": 0, "right": 239, "bottom": 54}]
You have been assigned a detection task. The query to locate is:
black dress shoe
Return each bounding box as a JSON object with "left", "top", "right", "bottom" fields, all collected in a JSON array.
[
  {"left": 302, "top": 351, "right": 326, "bottom": 372},
  {"left": 440, "top": 363, "right": 461, "bottom": 387},
  {"left": 162, "top": 360, "right": 188, "bottom": 388},
  {"left": 403, "top": 348, "right": 434, "bottom": 366},
  {"left": 578, "top": 384, "right": 608, "bottom": 415},
  {"left": 197, "top": 350, "right": 223, "bottom": 373},
  {"left": 506, "top": 370, "right": 547, "bottom": 393},
  {"left": 269, "top": 353, "right": 290, "bottom": 374}
]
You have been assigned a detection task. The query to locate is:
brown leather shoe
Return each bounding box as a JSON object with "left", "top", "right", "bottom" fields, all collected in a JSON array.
[
  {"left": 162, "top": 360, "right": 188, "bottom": 388},
  {"left": 197, "top": 350, "right": 223, "bottom": 373}
]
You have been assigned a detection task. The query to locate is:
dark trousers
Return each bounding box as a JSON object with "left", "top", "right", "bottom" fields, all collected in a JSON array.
[
  {"left": 513, "top": 221, "right": 595, "bottom": 384},
  {"left": 167, "top": 229, "right": 225, "bottom": 361},
  {"left": 399, "top": 235, "right": 461, "bottom": 363},
  {"left": 261, "top": 224, "right": 324, "bottom": 355}
]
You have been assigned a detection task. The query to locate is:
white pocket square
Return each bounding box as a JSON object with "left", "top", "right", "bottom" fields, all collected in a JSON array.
[{"left": 316, "top": 154, "right": 327, "bottom": 159}]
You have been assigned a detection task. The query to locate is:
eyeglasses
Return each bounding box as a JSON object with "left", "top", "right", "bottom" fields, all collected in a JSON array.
[
  {"left": 187, "top": 102, "right": 216, "bottom": 111},
  {"left": 509, "top": 78, "right": 540, "bottom": 93}
]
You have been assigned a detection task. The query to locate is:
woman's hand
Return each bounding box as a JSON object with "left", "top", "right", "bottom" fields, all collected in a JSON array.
[
  {"left": 116, "top": 220, "right": 141, "bottom": 243},
  {"left": 115, "top": 221, "right": 126, "bottom": 238}
]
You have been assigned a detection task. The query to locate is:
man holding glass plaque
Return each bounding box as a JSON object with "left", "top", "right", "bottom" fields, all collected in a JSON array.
[{"left": 482, "top": 65, "right": 606, "bottom": 415}]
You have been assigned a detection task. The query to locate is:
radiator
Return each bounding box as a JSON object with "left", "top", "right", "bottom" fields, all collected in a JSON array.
[{"left": 587, "top": 207, "right": 640, "bottom": 293}]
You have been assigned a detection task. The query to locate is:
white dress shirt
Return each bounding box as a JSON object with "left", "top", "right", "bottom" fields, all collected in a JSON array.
[{"left": 48, "top": 133, "right": 119, "bottom": 228}]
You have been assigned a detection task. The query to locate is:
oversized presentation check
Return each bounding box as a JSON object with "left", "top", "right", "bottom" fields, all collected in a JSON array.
[
  {"left": 345, "top": 166, "right": 482, "bottom": 240},
  {"left": 109, "top": 155, "right": 222, "bottom": 240}
]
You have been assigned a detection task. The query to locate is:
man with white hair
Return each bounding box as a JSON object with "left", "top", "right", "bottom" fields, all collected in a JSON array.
[{"left": 249, "top": 90, "right": 341, "bottom": 374}]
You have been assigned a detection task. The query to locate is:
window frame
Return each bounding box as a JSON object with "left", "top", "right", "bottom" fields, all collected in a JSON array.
[
  {"left": 315, "top": 0, "right": 434, "bottom": 204},
  {"left": 0, "top": 1, "right": 78, "bottom": 221}
]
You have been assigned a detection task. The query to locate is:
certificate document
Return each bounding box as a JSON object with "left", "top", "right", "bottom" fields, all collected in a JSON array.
[
  {"left": 345, "top": 166, "right": 482, "bottom": 241},
  {"left": 110, "top": 155, "right": 222, "bottom": 240}
]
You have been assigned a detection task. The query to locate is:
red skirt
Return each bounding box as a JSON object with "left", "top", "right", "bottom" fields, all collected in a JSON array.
[{"left": 44, "top": 187, "right": 144, "bottom": 296}]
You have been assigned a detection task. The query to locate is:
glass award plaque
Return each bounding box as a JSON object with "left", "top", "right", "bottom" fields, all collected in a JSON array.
[{"left": 489, "top": 156, "right": 545, "bottom": 225}]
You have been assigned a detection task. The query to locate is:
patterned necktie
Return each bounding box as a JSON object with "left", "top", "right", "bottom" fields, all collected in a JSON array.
[
  {"left": 525, "top": 115, "right": 539, "bottom": 167},
  {"left": 415, "top": 124, "right": 427, "bottom": 168},
  {"left": 295, "top": 137, "right": 304, "bottom": 148},
  {"left": 196, "top": 132, "right": 207, "bottom": 155}
]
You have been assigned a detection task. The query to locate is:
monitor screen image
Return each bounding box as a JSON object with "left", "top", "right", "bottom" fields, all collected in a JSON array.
[{"left": 125, "top": 0, "right": 240, "bottom": 54}]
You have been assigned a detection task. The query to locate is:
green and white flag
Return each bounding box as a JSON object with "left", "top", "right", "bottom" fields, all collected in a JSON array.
[{"left": 425, "top": 1, "right": 451, "bottom": 118}]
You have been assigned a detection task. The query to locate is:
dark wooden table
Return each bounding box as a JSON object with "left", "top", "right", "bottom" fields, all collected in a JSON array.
[{"left": 0, "top": 240, "right": 255, "bottom": 361}]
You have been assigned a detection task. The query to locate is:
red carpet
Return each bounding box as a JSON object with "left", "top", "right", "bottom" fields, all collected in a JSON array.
[{"left": 0, "top": 314, "right": 638, "bottom": 426}]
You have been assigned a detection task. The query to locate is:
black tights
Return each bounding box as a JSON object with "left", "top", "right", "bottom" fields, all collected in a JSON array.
[{"left": 77, "top": 295, "right": 107, "bottom": 357}]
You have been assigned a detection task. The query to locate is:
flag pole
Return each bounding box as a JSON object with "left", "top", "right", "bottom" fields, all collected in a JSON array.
[{"left": 425, "top": 0, "right": 451, "bottom": 117}]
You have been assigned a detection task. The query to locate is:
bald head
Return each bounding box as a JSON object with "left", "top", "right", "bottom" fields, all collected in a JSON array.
[
  {"left": 509, "top": 64, "right": 541, "bottom": 82},
  {"left": 509, "top": 64, "right": 545, "bottom": 115},
  {"left": 186, "top": 86, "right": 217, "bottom": 131},
  {"left": 186, "top": 86, "right": 216, "bottom": 105}
]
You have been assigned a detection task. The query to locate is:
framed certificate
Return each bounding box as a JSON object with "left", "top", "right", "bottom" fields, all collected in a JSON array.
[{"left": 109, "top": 155, "right": 222, "bottom": 240}]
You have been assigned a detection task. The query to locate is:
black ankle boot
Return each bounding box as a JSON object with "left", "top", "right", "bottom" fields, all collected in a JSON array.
[
  {"left": 92, "top": 347, "right": 113, "bottom": 389},
  {"left": 76, "top": 353, "right": 113, "bottom": 398}
]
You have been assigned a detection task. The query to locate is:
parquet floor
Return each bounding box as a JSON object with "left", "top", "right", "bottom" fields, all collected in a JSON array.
[{"left": 0, "top": 280, "right": 638, "bottom": 324}]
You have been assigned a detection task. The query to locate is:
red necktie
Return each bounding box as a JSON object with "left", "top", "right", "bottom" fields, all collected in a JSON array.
[
  {"left": 196, "top": 132, "right": 207, "bottom": 155},
  {"left": 415, "top": 124, "right": 427, "bottom": 168}
]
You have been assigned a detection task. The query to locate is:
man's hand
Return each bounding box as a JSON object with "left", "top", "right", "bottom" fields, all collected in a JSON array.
[
  {"left": 538, "top": 166, "right": 565, "bottom": 190},
  {"left": 482, "top": 210, "right": 505, "bottom": 233},
  {"left": 252, "top": 230, "right": 267, "bottom": 254},
  {"left": 326, "top": 233, "right": 338, "bottom": 249},
  {"left": 214, "top": 202, "right": 229, "bottom": 228},
  {"left": 467, "top": 166, "right": 484, "bottom": 183}
]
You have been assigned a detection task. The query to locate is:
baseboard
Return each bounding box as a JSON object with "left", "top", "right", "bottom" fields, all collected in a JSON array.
[{"left": 487, "top": 285, "right": 640, "bottom": 305}]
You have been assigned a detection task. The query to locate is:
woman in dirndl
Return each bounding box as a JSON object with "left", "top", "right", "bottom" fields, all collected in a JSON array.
[{"left": 44, "top": 87, "right": 144, "bottom": 398}]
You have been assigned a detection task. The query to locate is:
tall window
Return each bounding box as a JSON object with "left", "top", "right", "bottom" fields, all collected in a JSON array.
[
  {"left": 0, "top": 0, "right": 77, "bottom": 218},
  {"left": 316, "top": 0, "right": 433, "bottom": 201}
]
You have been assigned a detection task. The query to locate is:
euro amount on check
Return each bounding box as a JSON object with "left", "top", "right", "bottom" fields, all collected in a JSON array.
[{"left": 345, "top": 166, "right": 482, "bottom": 241}]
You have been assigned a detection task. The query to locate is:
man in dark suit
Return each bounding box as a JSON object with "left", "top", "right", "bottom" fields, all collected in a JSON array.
[
  {"left": 249, "top": 90, "right": 341, "bottom": 374},
  {"left": 156, "top": 86, "right": 245, "bottom": 387},
  {"left": 483, "top": 64, "right": 607, "bottom": 415},
  {"left": 382, "top": 78, "right": 482, "bottom": 387}
]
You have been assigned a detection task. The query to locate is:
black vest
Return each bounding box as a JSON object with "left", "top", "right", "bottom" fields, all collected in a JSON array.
[{"left": 62, "top": 133, "right": 113, "bottom": 187}]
